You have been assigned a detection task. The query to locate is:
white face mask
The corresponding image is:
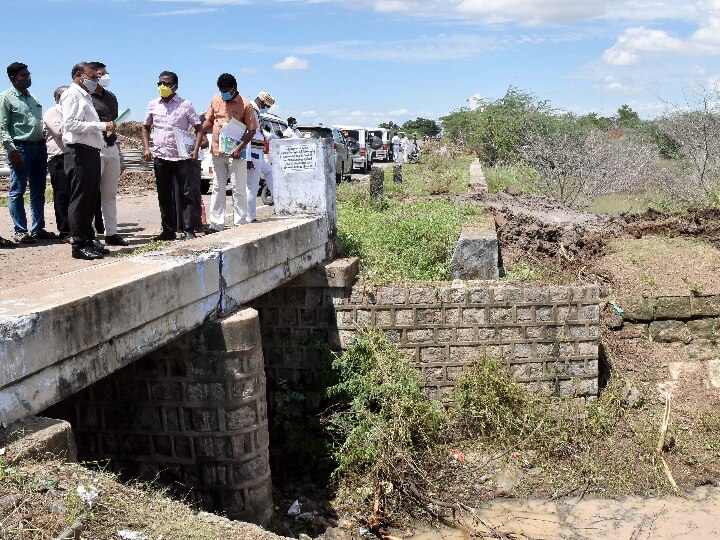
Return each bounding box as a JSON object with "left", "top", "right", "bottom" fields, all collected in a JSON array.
[
  {"left": 98, "top": 74, "right": 110, "bottom": 88},
  {"left": 83, "top": 78, "right": 98, "bottom": 93}
]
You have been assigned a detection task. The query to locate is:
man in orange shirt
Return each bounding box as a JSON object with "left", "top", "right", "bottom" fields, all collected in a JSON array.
[{"left": 203, "top": 73, "right": 257, "bottom": 232}]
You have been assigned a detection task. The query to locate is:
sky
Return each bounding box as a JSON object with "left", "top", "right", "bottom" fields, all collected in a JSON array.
[{"left": 3, "top": 0, "right": 720, "bottom": 128}]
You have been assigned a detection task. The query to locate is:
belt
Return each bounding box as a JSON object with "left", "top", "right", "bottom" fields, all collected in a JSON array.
[{"left": 13, "top": 139, "right": 45, "bottom": 146}]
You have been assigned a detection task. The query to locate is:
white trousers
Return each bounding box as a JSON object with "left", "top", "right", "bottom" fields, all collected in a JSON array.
[
  {"left": 401, "top": 145, "right": 408, "bottom": 163},
  {"left": 99, "top": 144, "right": 121, "bottom": 236},
  {"left": 246, "top": 148, "right": 274, "bottom": 222},
  {"left": 393, "top": 143, "right": 400, "bottom": 163},
  {"left": 209, "top": 155, "right": 248, "bottom": 230}
]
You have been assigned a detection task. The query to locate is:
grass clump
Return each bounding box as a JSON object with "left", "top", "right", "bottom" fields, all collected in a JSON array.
[
  {"left": 484, "top": 163, "right": 541, "bottom": 194},
  {"left": 324, "top": 329, "right": 447, "bottom": 523},
  {"left": 338, "top": 193, "right": 480, "bottom": 282},
  {"left": 385, "top": 154, "right": 474, "bottom": 196}
]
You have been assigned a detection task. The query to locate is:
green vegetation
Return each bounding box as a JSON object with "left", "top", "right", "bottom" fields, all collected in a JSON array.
[
  {"left": 337, "top": 154, "right": 483, "bottom": 282},
  {"left": 122, "top": 239, "right": 171, "bottom": 257},
  {"left": 483, "top": 163, "right": 541, "bottom": 195}
]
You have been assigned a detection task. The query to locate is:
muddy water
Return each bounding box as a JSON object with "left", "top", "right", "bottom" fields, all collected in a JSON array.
[{"left": 405, "top": 486, "right": 720, "bottom": 539}]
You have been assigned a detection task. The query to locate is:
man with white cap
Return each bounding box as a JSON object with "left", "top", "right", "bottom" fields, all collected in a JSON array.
[{"left": 246, "top": 90, "right": 276, "bottom": 223}]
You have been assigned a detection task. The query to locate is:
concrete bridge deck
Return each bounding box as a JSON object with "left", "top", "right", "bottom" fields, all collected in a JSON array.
[{"left": 0, "top": 215, "right": 331, "bottom": 427}]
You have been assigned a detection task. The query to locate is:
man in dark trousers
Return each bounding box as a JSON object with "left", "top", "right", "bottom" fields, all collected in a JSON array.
[
  {"left": 43, "top": 85, "right": 70, "bottom": 240},
  {"left": 61, "top": 62, "right": 116, "bottom": 260},
  {"left": 89, "top": 61, "right": 128, "bottom": 246}
]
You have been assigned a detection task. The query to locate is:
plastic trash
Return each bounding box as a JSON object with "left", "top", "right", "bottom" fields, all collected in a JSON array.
[
  {"left": 117, "top": 531, "right": 149, "bottom": 540},
  {"left": 287, "top": 499, "right": 301, "bottom": 516},
  {"left": 76, "top": 484, "right": 100, "bottom": 508}
]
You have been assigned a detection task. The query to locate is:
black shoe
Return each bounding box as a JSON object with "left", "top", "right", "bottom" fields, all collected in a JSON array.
[
  {"left": 154, "top": 231, "right": 176, "bottom": 241},
  {"left": 204, "top": 227, "right": 219, "bottom": 235},
  {"left": 105, "top": 234, "right": 129, "bottom": 246},
  {"left": 182, "top": 230, "right": 197, "bottom": 240},
  {"left": 90, "top": 240, "right": 110, "bottom": 254},
  {"left": 72, "top": 245, "right": 104, "bottom": 260}
]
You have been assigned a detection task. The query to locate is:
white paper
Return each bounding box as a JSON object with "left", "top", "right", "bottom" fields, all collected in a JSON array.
[
  {"left": 219, "top": 118, "right": 247, "bottom": 141},
  {"left": 172, "top": 128, "right": 196, "bottom": 158}
]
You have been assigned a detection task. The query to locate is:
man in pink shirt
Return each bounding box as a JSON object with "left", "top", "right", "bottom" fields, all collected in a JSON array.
[{"left": 141, "top": 70, "right": 203, "bottom": 240}]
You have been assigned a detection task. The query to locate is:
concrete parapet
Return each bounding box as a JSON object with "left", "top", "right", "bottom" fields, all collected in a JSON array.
[
  {"left": 370, "top": 166, "right": 384, "bottom": 202},
  {"left": 0, "top": 216, "right": 330, "bottom": 426},
  {"left": 1, "top": 417, "right": 77, "bottom": 464},
  {"left": 469, "top": 159, "right": 488, "bottom": 193},
  {"left": 392, "top": 164, "right": 402, "bottom": 184},
  {"left": 46, "top": 308, "right": 273, "bottom": 526},
  {"left": 449, "top": 213, "right": 500, "bottom": 279},
  {"left": 283, "top": 257, "right": 359, "bottom": 288}
]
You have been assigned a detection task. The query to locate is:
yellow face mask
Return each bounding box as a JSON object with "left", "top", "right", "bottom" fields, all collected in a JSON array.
[{"left": 158, "top": 84, "right": 173, "bottom": 98}]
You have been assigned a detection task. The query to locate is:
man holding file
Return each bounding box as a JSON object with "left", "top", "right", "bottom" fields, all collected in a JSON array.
[
  {"left": 202, "top": 72, "right": 257, "bottom": 233},
  {"left": 141, "top": 70, "right": 203, "bottom": 240}
]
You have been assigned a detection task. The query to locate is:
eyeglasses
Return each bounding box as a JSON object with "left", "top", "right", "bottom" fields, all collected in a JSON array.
[{"left": 157, "top": 81, "right": 175, "bottom": 87}]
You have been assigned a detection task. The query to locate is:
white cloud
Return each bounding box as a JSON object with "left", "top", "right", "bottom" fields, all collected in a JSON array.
[
  {"left": 274, "top": 55, "right": 309, "bottom": 70},
  {"left": 139, "top": 7, "right": 218, "bottom": 15},
  {"left": 388, "top": 109, "right": 409, "bottom": 116},
  {"left": 602, "top": 75, "right": 630, "bottom": 92}
]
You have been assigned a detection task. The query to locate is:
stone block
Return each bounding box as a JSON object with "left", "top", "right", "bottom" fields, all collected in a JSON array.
[
  {"left": 489, "top": 308, "right": 512, "bottom": 322},
  {"left": 417, "top": 308, "right": 442, "bottom": 324},
  {"left": 468, "top": 287, "right": 491, "bottom": 304},
  {"left": 692, "top": 295, "right": 720, "bottom": 317},
  {"left": 449, "top": 227, "right": 500, "bottom": 280},
  {"left": 369, "top": 166, "right": 384, "bottom": 201},
  {"left": 202, "top": 308, "right": 261, "bottom": 353},
  {"left": 687, "top": 318, "right": 720, "bottom": 339},
  {"left": 419, "top": 347, "right": 445, "bottom": 363},
  {"left": 463, "top": 307, "right": 486, "bottom": 324},
  {"left": 2, "top": 417, "right": 78, "bottom": 463},
  {"left": 392, "top": 164, "right": 403, "bottom": 183},
  {"left": 408, "top": 287, "right": 437, "bottom": 304},
  {"left": 440, "top": 285, "right": 467, "bottom": 304},
  {"left": 406, "top": 329, "right": 434, "bottom": 343},
  {"left": 618, "top": 297, "right": 655, "bottom": 321},
  {"left": 395, "top": 309, "right": 415, "bottom": 325},
  {"left": 283, "top": 257, "right": 359, "bottom": 289},
  {"left": 649, "top": 320, "right": 692, "bottom": 344},
  {"left": 456, "top": 328, "right": 476, "bottom": 342},
  {"left": 378, "top": 286, "right": 407, "bottom": 304},
  {"left": 226, "top": 406, "right": 258, "bottom": 430},
  {"left": 655, "top": 296, "right": 692, "bottom": 320}
]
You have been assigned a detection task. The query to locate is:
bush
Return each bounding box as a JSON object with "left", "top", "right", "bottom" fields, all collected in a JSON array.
[{"left": 324, "top": 330, "right": 447, "bottom": 518}]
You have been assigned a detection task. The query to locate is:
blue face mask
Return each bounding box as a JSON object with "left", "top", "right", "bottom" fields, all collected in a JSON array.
[{"left": 221, "top": 91, "right": 234, "bottom": 101}]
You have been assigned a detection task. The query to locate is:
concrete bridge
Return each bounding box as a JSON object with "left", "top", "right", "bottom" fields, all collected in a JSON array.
[{"left": 0, "top": 138, "right": 337, "bottom": 429}]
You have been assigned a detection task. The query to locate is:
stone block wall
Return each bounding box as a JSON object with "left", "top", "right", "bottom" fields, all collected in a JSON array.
[
  {"left": 250, "top": 282, "right": 602, "bottom": 403},
  {"left": 615, "top": 294, "right": 720, "bottom": 387},
  {"left": 44, "top": 308, "right": 273, "bottom": 526}
]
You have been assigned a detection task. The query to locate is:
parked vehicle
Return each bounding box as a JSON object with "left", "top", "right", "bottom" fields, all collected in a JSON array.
[
  {"left": 296, "top": 125, "right": 352, "bottom": 182},
  {"left": 201, "top": 112, "right": 287, "bottom": 202},
  {"left": 335, "top": 125, "right": 372, "bottom": 172},
  {"left": 366, "top": 128, "right": 389, "bottom": 162}
]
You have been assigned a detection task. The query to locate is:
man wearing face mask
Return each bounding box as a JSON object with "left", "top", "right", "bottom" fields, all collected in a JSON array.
[
  {"left": 203, "top": 73, "right": 257, "bottom": 232},
  {"left": 88, "top": 61, "right": 127, "bottom": 247},
  {"left": 283, "top": 117, "right": 301, "bottom": 139},
  {"left": 246, "top": 91, "right": 276, "bottom": 223},
  {"left": 61, "top": 62, "right": 117, "bottom": 260},
  {"left": 142, "top": 71, "right": 204, "bottom": 240},
  {"left": 0, "top": 62, "right": 56, "bottom": 245}
]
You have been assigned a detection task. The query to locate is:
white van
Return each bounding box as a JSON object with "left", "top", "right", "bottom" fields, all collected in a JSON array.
[{"left": 335, "top": 125, "right": 372, "bottom": 172}]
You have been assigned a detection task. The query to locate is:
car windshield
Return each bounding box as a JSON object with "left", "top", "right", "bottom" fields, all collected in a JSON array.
[
  {"left": 342, "top": 130, "right": 360, "bottom": 141},
  {"left": 367, "top": 130, "right": 384, "bottom": 139},
  {"left": 298, "top": 128, "right": 332, "bottom": 140}
]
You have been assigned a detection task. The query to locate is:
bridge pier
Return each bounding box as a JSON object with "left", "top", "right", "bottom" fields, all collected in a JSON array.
[{"left": 46, "top": 307, "right": 273, "bottom": 525}]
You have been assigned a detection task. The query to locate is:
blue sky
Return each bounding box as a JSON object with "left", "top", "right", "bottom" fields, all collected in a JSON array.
[{"left": 3, "top": 0, "right": 720, "bottom": 128}]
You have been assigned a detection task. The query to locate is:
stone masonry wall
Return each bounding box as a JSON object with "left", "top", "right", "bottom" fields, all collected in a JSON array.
[
  {"left": 250, "top": 282, "right": 602, "bottom": 403},
  {"left": 613, "top": 294, "right": 720, "bottom": 387},
  {"left": 45, "top": 308, "right": 273, "bottom": 526}
]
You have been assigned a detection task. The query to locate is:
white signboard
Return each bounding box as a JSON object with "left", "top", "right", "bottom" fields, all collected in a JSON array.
[{"left": 279, "top": 144, "right": 317, "bottom": 172}]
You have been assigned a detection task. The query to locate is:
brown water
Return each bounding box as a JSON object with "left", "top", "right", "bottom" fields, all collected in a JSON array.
[{"left": 405, "top": 486, "right": 720, "bottom": 539}]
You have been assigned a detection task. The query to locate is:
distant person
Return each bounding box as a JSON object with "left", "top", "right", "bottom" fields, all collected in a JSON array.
[
  {"left": 43, "top": 85, "right": 70, "bottom": 241},
  {"left": 89, "top": 61, "right": 127, "bottom": 246},
  {"left": 283, "top": 116, "right": 301, "bottom": 138},
  {"left": 0, "top": 61, "right": 56, "bottom": 244},
  {"left": 247, "top": 91, "right": 276, "bottom": 223},
  {"left": 202, "top": 73, "right": 257, "bottom": 233},
  {"left": 61, "top": 62, "right": 116, "bottom": 260},
  {"left": 141, "top": 70, "right": 204, "bottom": 240},
  {"left": 391, "top": 132, "right": 400, "bottom": 163},
  {"left": 400, "top": 132, "right": 409, "bottom": 163}
]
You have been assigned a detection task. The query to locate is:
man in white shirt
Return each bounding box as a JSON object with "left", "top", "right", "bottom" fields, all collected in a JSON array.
[
  {"left": 43, "top": 85, "right": 69, "bottom": 240},
  {"left": 61, "top": 62, "right": 116, "bottom": 260},
  {"left": 391, "top": 133, "right": 401, "bottom": 163},
  {"left": 283, "top": 117, "right": 301, "bottom": 139},
  {"left": 400, "top": 132, "right": 409, "bottom": 163},
  {"left": 247, "top": 91, "right": 276, "bottom": 223}
]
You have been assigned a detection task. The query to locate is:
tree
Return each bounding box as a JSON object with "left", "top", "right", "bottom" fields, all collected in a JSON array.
[
  {"left": 401, "top": 117, "right": 441, "bottom": 137},
  {"left": 615, "top": 104, "right": 641, "bottom": 128},
  {"left": 379, "top": 121, "right": 400, "bottom": 131}
]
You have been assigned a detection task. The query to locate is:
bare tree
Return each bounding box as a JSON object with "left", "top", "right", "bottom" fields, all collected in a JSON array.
[{"left": 520, "top": 127, "right": 663, "bottom": 208}]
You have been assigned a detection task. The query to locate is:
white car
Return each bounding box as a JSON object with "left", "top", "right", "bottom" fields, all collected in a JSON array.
[
  {"left": 366, "top": 128, "right": 389, "bottom": 162},
  {"left": 335, "top": 125, "right": 372, "bottom": 173}
]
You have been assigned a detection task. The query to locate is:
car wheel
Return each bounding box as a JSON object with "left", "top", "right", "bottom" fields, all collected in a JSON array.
[{"left": 260, "top": 185, "right": 273, "bottom": 205}]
